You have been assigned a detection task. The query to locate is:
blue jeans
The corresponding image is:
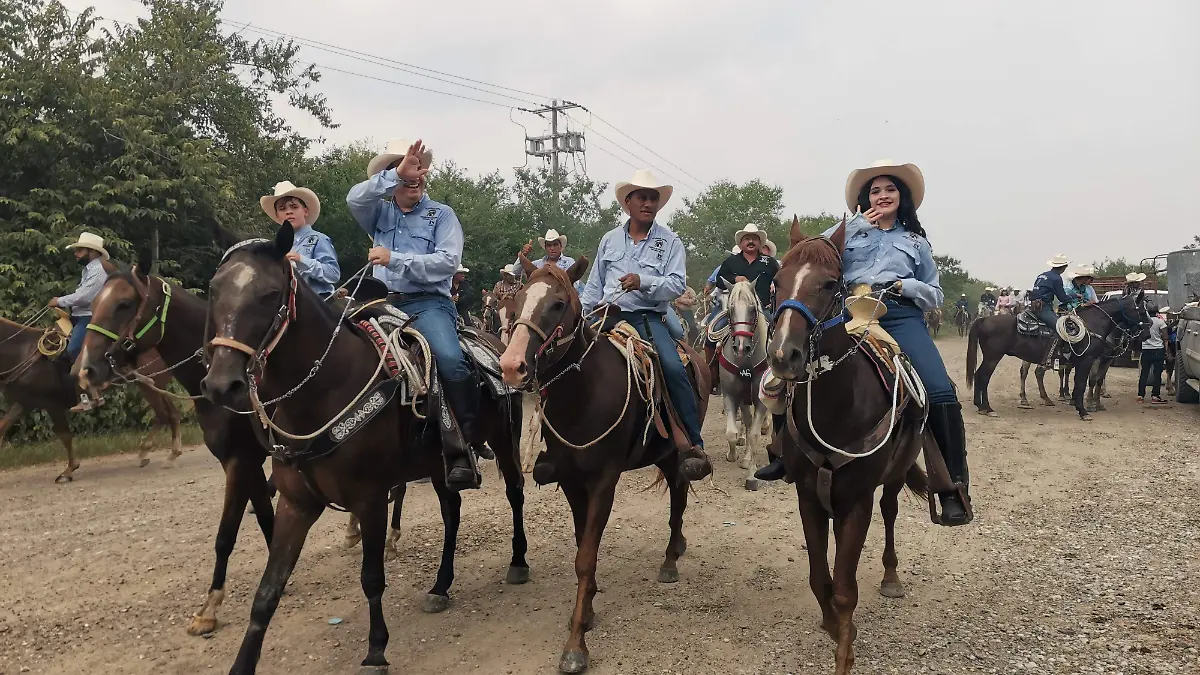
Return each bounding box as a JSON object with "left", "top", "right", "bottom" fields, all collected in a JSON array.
[
  {"left": 665, "top": 308, "right": 684, "bottom": 340},
  {"left": 66, "top": 315, "right": 89, "bottom": 361},
  {"left": 390, "top": 295, "right": 471, "bottom": 382},
  {"left": 621, "top": 311, "right": 704, "bottom": 447},
  {"left": 1036, "top": 306, "right": 1057, "bottom": 330},
  {"left": 879, "top": 301, "right": 956, "bottom": 404}
]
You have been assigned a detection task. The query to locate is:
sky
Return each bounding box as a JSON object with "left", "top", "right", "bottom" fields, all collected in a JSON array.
[{"left": 66, "top": 0, "right": 1199, "bottom": 286}]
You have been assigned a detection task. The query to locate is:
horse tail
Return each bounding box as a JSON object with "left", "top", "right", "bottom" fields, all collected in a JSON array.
[
  {"left": 965, "top": 318, "right": 980, "bottom": 389},
  {"left": 904, "top": 463, "right": 929, "bottom": 501}
]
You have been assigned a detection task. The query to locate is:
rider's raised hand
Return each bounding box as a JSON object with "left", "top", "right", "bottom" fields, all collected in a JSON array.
[{"left": 396, "top": 140, "right": 430, "bottom": 183}]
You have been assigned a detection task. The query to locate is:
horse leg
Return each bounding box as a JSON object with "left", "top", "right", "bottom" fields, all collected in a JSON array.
[
  {"left": 1089, "top": 361, "right": 1107, "bottom": 411},
  {"left": 384, "top": 485, "right": 406, "bottom": 561},
  {"left": 1058, "top": 365, "right": 1072, "bottom": 401},
  {"left": 49, "top": 408, "right": 78, "bottom": 483},
  {"left": 831, "top": 500, "right": 873, "bottom": 675},
  {"left": 973, "top": 355, "right": 1002, "bottom": 416},
  {"left": 343, "top": 514, "right": 362, "bottom": 549},
  {"left": 796, "top": 492, "right": 836, "bottom": 638},
  {"left": 878, "top": 481, "right": 905, "bottom": 598},
  {"left": 520, "top": 391, "right": 541, "bottom": 473},
  {"left": 0, "top": 403, "right": 25, "bottom": 450},
  {"left": 655, "top": 459, "right": 689, "bottom": 583},
  {"left": 491, "top": 407, "right": 531, "bottom": 584},
  {"left": 723, "top": 389, "right": 739, "bottom": 462},
  {"left": 1035, "top": 366, "right": 1055, "bottom": 406},
  {"left": 188, "top": 456, "right": 262, "bottom": 636},
  {"left": 559, "top": 478, "right": 618, "bottom": 674},
  {"left": 742, "top": 404, "right": 766, "bottom": 491},
  {"left": 421, "top": 479, "right": 462, "bottom": 614},
  {"left": 738, "top": 403, "right": 756, "bottom": 470},
  {"left": 355, "top": 502, "right": 392, "bottom": 673},
  {"left": 1018, "top": 361, "right": 1032, "bottom": 408},
  {"left": 1073, "top": 358, "right": 1093, "bottom": 421},
  {"left": 227, "top": 494, "right": 323, "bottom": 675}
]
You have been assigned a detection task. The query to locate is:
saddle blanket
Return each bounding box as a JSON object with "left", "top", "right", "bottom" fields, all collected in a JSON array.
[{"left": 1017, "top": 309, "right": 1054, "bottom": 338}]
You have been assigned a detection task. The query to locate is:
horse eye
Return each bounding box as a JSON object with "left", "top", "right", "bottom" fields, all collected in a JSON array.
[
  {"left": 821, "top": 280, "right": 839, "bottom": 292},
  {"left": 550, "top": 300, "right": 566, "bottom": 312},
  {"left": 117, "top": 299, "right": 135, "bottom": 311}
]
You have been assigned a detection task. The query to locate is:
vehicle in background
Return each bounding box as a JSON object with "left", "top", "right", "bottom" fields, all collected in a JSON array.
[{"left": 1166, "top": 248, "right": 1200, "bottom": 403}]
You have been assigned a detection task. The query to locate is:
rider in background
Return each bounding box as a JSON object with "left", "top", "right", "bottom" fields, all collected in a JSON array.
[
  {"left": 47, "top": 231, "right": 110, "bottom": 412},
  {"left": 1030, "top": 254, "right": 1072, "bottom": 331},
  {"left": 1063, "top": 265, "right": 1098, "bottom": 310},
  {"left": 452, "top": 265, "right": 475, "bottom": 319},
  {"left": 996, "top": 288, "right": 1015, "bottom": 314},
  {"left": 757, "top": 160, "right": 973, "bottom": 526},
  {"left": 1124, "top": 271, "right": 1147, "bottom": 296},
  {"left": 261, "top": 181, "right": 340, "bottom": 299},
  {"left": 955, "top": 293, "right": 970, "bottom": 317},
  {"left": 979, "top": 287, "right": 997, "bottom": 314},
  {"left": 516, "top": 228, "right": 576, "bottom": 279},
  {"left": 702, "top": 246, "right": 740, "bottom": 394}
]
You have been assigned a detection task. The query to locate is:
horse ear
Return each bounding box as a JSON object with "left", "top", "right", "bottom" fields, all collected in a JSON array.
[
  {"left": 829, "top": 215, "right": 848, "bottom": 252},
  {"left": 273, "top": 221, "right": 294, "bottom": 260},
  {"left": 135, "top": 248, "right": 152, "bottom": 281},
  {"left": 206, "top": 219, "right": 247, "bottom": 251},
  {"left": 566, "top": 256, "right": 589, "bottom": 284},
  {"left": 789, "top": 215, "right": 806, "bottom": 247},
  {"left": 518, "top": 252, "right": 537, "bottom": 277}
]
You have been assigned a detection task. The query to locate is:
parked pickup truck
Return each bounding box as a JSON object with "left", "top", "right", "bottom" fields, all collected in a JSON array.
[{"left": 1176, "top": 305, "right": 1200, "bottom": 403}]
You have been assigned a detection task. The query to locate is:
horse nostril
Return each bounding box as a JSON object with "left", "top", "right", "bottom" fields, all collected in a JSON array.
[{"left": 516, "top": 362, "right": 527, "bottom": 376}]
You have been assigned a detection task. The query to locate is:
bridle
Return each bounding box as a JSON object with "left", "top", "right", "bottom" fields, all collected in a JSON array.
[
  {"left": 203, "top": 239, "right": 299, "bottom": 381},
  {"left": 86, "top": 269, "right": 173, "bottom": 362},
  {"left": 771, "top": 238, "right": 848, "bottom": 340}
]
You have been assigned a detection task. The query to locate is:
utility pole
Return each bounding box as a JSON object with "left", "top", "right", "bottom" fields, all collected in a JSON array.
[{"left": 523, "top": 99, "right": 586, "bottom": 173}]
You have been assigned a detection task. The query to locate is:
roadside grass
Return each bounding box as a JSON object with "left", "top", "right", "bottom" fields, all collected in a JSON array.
[{"left": 0, "top": 424, "right": 205, "bottom": 471}]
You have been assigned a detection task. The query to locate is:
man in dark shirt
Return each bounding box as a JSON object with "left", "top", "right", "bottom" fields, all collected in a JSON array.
[
  {"left": 1030, "top": 255, "right": 1072, "bottom": 330},
  {"left": 716, "top": 224, "right": 779, "bottom": 309},
  {"left": 451, "top": 265, "right": 476, "bottom": 320}
]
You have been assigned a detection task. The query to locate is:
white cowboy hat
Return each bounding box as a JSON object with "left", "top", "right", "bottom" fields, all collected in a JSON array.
[
  {"left": 1073, "top": 264, "right": 1096, "bottom": 277},
  {"left": 456, "top": 265, "right": 469, "bottom": 274},
  {"left": 845, "top": 159, "right": 925, "bottom": 211},
  {"left": 259, "top": 181, "right": 321, "bottom": 225},
  {"left": 65, "top": 232, "right": 110, "bottom": 260},
  {"left": 730, "top": 245, "right": 742, "bottom": 254},
  {"left": 615, "top": 169, "right": 673, "bottom": 213},
  {"left": 1046, "top": 254, "right": 1070, "bottom": 267},
  {"left": 367, "top": 137, "right": 434, "bottom": 178},
  {"left": 734, "top": 223, "right": 768, "bottom": 248},
  {"left": 763, "top": 239, "right": 778, "bottom": 257},
  {"left": 985, "top": 286, "right": 995, "bottom": 291},
  {"left": 500, "top": 264, "right": 517, "bottom": 276},
  {"left": 1160, "top": 306, "right": 1172, "bottom": 314},
  {"left": 1125, "top": 272, "right": 1147, "bottom": 282},
  {"left": 538, "top": 229, "right": 567, "bottom": 247}
]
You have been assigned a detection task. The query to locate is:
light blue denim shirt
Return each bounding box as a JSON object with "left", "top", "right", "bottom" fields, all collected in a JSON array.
[
  {"left": 290, "top": 225, "right": 340, "bottom": 296},
  {"left": 580, "top": 220, "right": 687, "bottom": 313},
  {"left": 706, "top": 264, "right": 721, "bottom": 285},
  {"left": 58, "top": 257, "right": 108, "bottom": 317},
  {"left": 824, "top": 213, "right": 944, "bottom": 312},
  {"left": 514, "top": 254, "right": 577, "bottom": 281},
  {"left": 346, "top": 169, "right": 463, "bottom": 297}
]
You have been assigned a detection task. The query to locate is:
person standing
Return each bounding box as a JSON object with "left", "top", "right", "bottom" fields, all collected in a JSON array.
[{"left": 1138, "top": 305, "right": 1169, "bottom": 404}]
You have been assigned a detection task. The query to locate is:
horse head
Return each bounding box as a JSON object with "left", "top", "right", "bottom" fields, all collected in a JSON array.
[
  {"left": 725, "top": 279, "right": 766, "bottom": 359},
  {"left": 499, "top": 253, "right": 589, "bottom": 388},
  {"left": 200, "top": 221, "right": 303, "bottom": 408},
  {"left": 77, "top": 248, "right": 169, "bottom": 390},
  {"left": 767, "top": 215, "right": 848, "bottom": 380}
]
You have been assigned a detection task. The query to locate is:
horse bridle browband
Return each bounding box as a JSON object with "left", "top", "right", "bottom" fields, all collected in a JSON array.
[
  {"left": 86, "top": 269, "right": 173, "bottom": 358},
  {"left": 771, "top": 237, "right": 848, "bottom": 334},
  {"left": 204, "top": 239, "right": 299, "bottom": 378}
]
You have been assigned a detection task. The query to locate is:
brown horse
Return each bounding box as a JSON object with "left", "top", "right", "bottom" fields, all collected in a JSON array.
[
  {"left": 76, "top": 258, "right": 277, "bottom": 636},
  {"left": 966, "top": 296, "right": 1148, "bottom": 420},
  {"left": 924, "top": 308, "right": 942, "bottom": 337},
  {"left": 766, "top": 219, "right": 941, "bottom": 675},
  {"left": 498, "top": 257, "right": 707, "bottom": 674},
  {"left": 0, "top": 314, "right": 181, "bottom": 482},
  {"left": 199, "top": 223, "right": 528, "bottom": 675}
]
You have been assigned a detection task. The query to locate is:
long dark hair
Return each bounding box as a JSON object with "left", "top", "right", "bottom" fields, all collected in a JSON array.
[{"left": 856, "top": 175, "right": 926, "bottom": 240}]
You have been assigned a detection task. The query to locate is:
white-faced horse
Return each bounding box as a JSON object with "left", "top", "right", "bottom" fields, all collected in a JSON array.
[{"left": 716, "top": 280, "right": 771, "bottom": 490}]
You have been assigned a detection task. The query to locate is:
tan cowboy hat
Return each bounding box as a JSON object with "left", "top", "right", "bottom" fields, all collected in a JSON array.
[
  {"left": 844, "top": 284, "right": 887, "bottom": 333},
  {"left": 730, "top": 245, "right": 741, "bottom": 254},
  {"left": 1046, "top": 254, "right": 1070, "bottom": 267},
  {"left": 985, "top": 286, "right": 995, "bottom": 291},
  {"left": 763, "top": 239, "right": 778, "bottom": 257},
  {"left": 456, "top": 265, "right": 469, "bottom": 274},
  {"left": 615, "top": 169, "right": 673, "bottom": 213},
  {"left": 259, "top": 181, "right": 321, "bottom": 225},
  {"left": 500, "top": 264, "right": 517, "bottom": 277},
  {"left": 1072, "top": 264, "right": 1096, "bottom": 277},
  {"left": 367, "top": 137, "right": 434, "bottom": 178},
  {"left": 538, "top": 229, "right": 567, "bottom": 247},
  {"left": 1125, "top": 271, "right": 1147, "bottom": 282},
  {"left": 734, "top": 223, "right": 768, "bottom": 247},
  {"left": 844, "top": 159, "right": 925, "bottom": 211},
  {"left": 65, "top": 232, "right": 110, "bottom": 260}
]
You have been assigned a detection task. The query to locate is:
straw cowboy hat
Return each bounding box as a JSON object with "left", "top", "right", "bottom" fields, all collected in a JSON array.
[
  {"left": 1125, "top": 271, "right": 1147, "bottom": 282},
  {"left": 844, "top": 284, "right": 888, "bottom": 334},
  {"left": 763, "top": 239, "right": 778, "bottom": 257},
  {"left": 1046, "top": 254, "right": 1070, "bottom": 267},
  {"left": 65, "top": 232, "right": 110, "bottom": 260},
  {"left": 615, "top": 170, "right": 673, "bottom": 213},
  {"left": 734, "top": 223, "right": 768, "bottom": 247},
  {"left": 367, "top": 137, "right": 434, "bottom": 178},
  {"left": 1073, "top": 264, "right": 1096, "bottom": 278},
  {"left": 845, "top": 159, "right": 925, "bottom": 211},
  {"left": 538, "top": 229, "right": 567, "bottom": 247},
  {"left": 456, "top": 265, "right": 469, "bottom": 274},
  {"left": 259, "top": 181, "right": 321, "bottom": 225},
  {"left": 985, "top": 286, "right": 995, "bottom": 291},
  {"left": 500, "top": 264, "right": 517, "bottom": 277}
]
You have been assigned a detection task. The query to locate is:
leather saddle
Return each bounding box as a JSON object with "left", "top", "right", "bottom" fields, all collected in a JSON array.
[{"left": 1017, "top": 305, "right": 1055, "bottom": 338}]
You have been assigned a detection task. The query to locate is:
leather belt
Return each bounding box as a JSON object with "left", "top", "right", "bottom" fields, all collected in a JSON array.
[{"left": 386, "top": 292, "right": 434, "bottom": 303}]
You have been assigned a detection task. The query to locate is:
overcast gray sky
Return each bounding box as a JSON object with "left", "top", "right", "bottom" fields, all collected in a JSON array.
[{"left": 73, "top": 0, "right": 1198, "bottom": 285}]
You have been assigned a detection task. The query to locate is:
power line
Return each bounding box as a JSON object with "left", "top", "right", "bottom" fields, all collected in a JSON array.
[
  {"left": 564, "top": 111, "right": 705, "bottom": 194},
  {"left": 580, "top": 107, "right": 708, "bottom": 187},
  {"left": 296, "top": 61, "right": 523, "bottom": 109}
]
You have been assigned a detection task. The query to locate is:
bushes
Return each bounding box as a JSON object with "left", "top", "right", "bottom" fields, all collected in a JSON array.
[{"left": 0, "top": 380, "right": 196, "bottom": 444}]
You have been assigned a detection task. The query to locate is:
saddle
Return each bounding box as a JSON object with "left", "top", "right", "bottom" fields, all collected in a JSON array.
[{"left": 1017, "top": 300, "right": 1055, "bottom": 338}]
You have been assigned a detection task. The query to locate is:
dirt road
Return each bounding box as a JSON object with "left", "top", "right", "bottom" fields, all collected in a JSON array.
[{"left": 1, "top": 338, "right": 1196, "bottom": 674}]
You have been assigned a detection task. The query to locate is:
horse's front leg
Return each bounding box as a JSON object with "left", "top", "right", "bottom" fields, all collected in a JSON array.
[
  {"left": 1018, "top": 361, "right": 1032, "bottom": 408},
  {"left": 723, "top": 387, "right": 740, "bottom": 463},
  {"left": 1073, "top": 358, "right": 1093, "bottom": 420},
  {"left": 559, "top": 477, "right": 618, "bottom": 674},
  {"left": 831, "top": 499, "right": 873, "bottom": 675},
  {"left": 422, "top": 478, "right": 462, "bottom": 614},
  {"left": 1035, "top": 365, "right": 1055, "bottom": 406},
  {"left": 742, "top": 403, "right": 768, "bottom": 491},
  {"left": 355, "top": 501, "right": 392, "bottom": 673}
]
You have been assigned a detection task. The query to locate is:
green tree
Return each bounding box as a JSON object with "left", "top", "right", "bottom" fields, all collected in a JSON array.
[{"left": 668, "top": 179, "right": 791, "bottom": 285}]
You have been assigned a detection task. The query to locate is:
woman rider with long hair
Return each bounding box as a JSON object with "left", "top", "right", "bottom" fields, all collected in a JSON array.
[{"left": 755, "top": 160, "right": 972, "bottom": 526}]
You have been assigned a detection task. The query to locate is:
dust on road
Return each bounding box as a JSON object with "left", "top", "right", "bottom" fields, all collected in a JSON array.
[{"left": 1, "top": 338, "right": 1196, "bottom": 674}]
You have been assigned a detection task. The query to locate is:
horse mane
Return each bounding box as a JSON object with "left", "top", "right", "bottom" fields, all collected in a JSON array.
[
  {"left": 781, "top": 236, "right": 841, "bottom": 270},
  {"left": 0, "top": 316, "right": 39, "bottom": 334},
  {"left": 726, "top": 280, "right": 769, "bottom": 336},
  {"left": 529, "top": 263, "right": 582, "bottom": 312}
]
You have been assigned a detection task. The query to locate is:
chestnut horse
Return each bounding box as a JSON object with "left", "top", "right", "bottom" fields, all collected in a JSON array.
[
  {"left": 767, "top": 217, "right": 941, "bottom": 675},
  {"left": 499, "top": 257, "right": 708, "bottom": 674}
]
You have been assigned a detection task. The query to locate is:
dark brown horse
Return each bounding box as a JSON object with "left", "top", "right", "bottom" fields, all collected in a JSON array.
[
  {"left": 199, "top": 223, "right": 528, "bottom": 675},
  {"left": 765, "top": 218, "right": 942, "bottom": 675},
  {"left": 966, "top": 296, "right": 1148, "bottom": 420},
  {"left": 924, "top": 308, "right": 942, "bottom": 337},
  {"left": 0, "top": 314, "right": 181, "bottom": 482},
  {"left": 76, "top": 258, "right": 276, "bottom": 636},
  {"left": 498, "top": 257, "right": 707, "bottom": 674}
]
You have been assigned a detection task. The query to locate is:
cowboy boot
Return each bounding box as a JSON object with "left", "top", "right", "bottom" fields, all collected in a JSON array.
[
  {"left": 754, "top": 414, "right": 788, "bottom": 481},
  {"left": 440, "top": 375, "right": 483, "bottom": 491},
  {"left": 928, "top": 402, "right": 972, "bottom": 526}
]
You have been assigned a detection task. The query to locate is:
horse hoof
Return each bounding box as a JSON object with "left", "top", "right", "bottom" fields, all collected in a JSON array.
[
  {"left": 657, "top": 567, "right": 680, "bottom": 583},
  {"left": 1080, "top": 414, "right": 1093, "bottom": 422},
  {"left": 422, "top": 593, "right": 450, "bottom": 614},
  {"left": 505, "top": 565, "right": 531, "bottom": 585},
  {"left": 1042, "top": 400, "right": 1056, "bottom": 407},
  {"left": 1017, "top": 402, "right": 1032, "bottom": 409},
  {"left": 1094, "top": 404, "right": 1106, "bottom": 412},
  {"left": 138, "top": 458, "right": 151, "bottom": 468},
  {"left": 725, "top": 450, "right": 737, "bottom": 463},
  {"left": 343, "top": 534, "right": 362, "bottom": 549},
  {"left": 744, "top": 478, "right": 759, "bottom": 491},
  {"left": 54, "top": 474, "right": 73, "bottom": 484},
  {"left": 186, "top": 615, "right": 217, "bottom": 636},
  {"left": 559, "top": 649, "right": 589, "bottom": 674},
  {"left": 879, "top": 581, "right": 906, "bottom": 598},
  {"left": 986, "top": 411, "right": 999, "bottom": 418}
]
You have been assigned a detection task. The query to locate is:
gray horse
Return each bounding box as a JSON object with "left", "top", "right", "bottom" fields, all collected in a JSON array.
[{"left": 717, "top": 280, "right": 771, "bottom": 490}]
